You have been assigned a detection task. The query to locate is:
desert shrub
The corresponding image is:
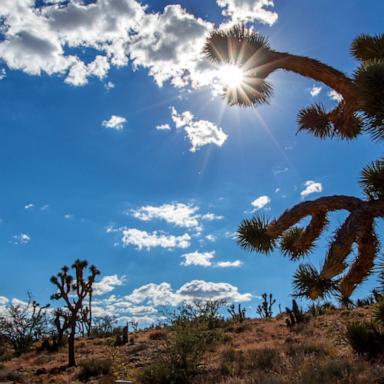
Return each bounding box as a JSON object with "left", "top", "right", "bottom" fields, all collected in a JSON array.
[
  {"left": 0, "top": 370, "right": 25, "bottom": 383},
  {"left": 138, "top": 362, "right": 170, "bottom": 384},
  {"left": 344, "top": 321, "right": 384, "bottom": 359},
  {"left": 285, "top": 341, "right": 327, "bottom": 359},
  {"left": 148, "top": 329, "right": 167, "bottom": 340},
  {"left": 139, "top": 301, "right": 224, "bottom": 384},
  {"left": 220, "top": 348, "right": 281, "bottom": 377},
  {"left": 299, "top": 359, "right": 362, "bottom": 384},
  {"left": 77, "top": 358, "right": 112, "bottom": 381},
  {"left": 285, "top": 299, "right": 309, "bottom": 328},
  {"left": 0, "top": 295, "right": 49, "bottom": 356}
]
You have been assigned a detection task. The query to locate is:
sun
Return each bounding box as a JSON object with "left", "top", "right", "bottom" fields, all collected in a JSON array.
[{"left": 217, "top": 64, "right": 245, "bottom": 89}]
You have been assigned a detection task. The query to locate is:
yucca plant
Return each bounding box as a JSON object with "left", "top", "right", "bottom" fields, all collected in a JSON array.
[
  {"left": 204, "top": 26, "right": 384, "bottom": 140},
  {"left": 204, "top": 27, "right": 384, "bottom": 302}
]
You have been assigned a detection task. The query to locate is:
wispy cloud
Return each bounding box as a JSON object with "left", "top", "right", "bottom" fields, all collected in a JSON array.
[
  {"left": 120, "top": 228, "right": 191, "bottom": 250},
  {"left": 102, "top": 115, "right": 127, "bottom": 131},
  {"left": 310, "top": 85, "right": 322, "bottom": 97},
  {"left": 171, "top": 107, "right": 227, "bottom": 152},
  {"left": 328, "top": 89, "right": 343, "bottom": 102},
  {"left": 12, "top": 233, "right": 31, "bottom": 245},
  {"left": 300, "top": 180, "right": 323, "bottom": 198},
  {"left": 156, "top": 123, "right": 171, "bottom": 131},
  {"left": 181, "top": 250, "right": 243, "bottom": 268},
  {"left": 251, "top": 195, "right": 271, "bottom": 211},
  {"left": 131, "top": 203, "right": 222, "bottom": 231}
]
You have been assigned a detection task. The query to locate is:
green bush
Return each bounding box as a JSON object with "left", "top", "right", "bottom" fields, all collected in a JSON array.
[
  {"left": 344, "top": 321, "right": 384, "bottom": 359},
  {"left": 138, "top": 362, "right": 171, "bottom": 384},
  {"left": 77, "top": 358, "right": 112, "bottom": 381}
]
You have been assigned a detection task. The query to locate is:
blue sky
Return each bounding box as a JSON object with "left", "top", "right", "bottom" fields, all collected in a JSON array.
[{"left": 0, "top": 0, "right": 383, "bottom": 323}]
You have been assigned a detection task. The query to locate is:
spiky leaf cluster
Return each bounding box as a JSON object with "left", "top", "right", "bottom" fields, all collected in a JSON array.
[
  {"left": 351, "top": 34, "right": 384, "bottom": 62},
  {"left": 280, "top": 227, "right": 312, "bottom": 260},
  {"left": 293, "top": 264, "right": 338, "bottom": 300},
  {"left": 360, "top": 159, "right": 384, "bottom": 200},
  {"left": 355, "top": 60, "right": 384, "bottom": 140},
  {"left": 298, "top": 104, "right": 332, "bottom": 138},
  {"left": 203, "top": 25, "right": 271, "bottom": 66},
  {"left": 237, "top": 216, "right": 275, "bottom": 254}
]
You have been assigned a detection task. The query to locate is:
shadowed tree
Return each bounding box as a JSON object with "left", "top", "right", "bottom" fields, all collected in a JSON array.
[
  {"left": 204, "top": 26, "right": 384, "bottom": 302},
  {"left": 50, "top": 259, "right": 100, "bottom": 367},
  {"left": 0, "top": 293, "right": 49, "bottom": 356}
]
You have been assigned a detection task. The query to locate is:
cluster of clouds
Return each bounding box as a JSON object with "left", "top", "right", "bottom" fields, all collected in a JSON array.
[
  {"left": 0, "top": 278, "right": 252, "bottom": 325},
  {"left": 108, "top": 201, "right": 224, "bottom": 250},
  {"left": 249, "top": 179, "right": 323, "bottom": 213},
  {"left": 309, "top": 84, "right": 343, "bottom": 102},
  {"left": 181, "top": 250, "right": 242, "bottom": 268},
  {"left": 92, "top": 279, "right": 252, "bottom": 324},
  {"left": 0, "top": 1, "right": 278, "bottom": 90}
]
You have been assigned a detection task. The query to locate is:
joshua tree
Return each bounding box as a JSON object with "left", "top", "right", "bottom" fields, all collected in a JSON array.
[
  {"left": 50, "top": 259, "right": 100, "bottom": 367},
  {"left": 204, "top": 26, "right": 384, "bottom": 302},
  {"left": 256, "top": 293, "right": 276, "bottom": 319}
]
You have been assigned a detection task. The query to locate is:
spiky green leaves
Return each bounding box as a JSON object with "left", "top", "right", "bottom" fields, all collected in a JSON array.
[
  {"left": 280, "top": 227, "right": 312, "bottom": 260},
  {"left": 203, "top": 25, "right": 271, "bottom": 66},
  {"left": 360, "top": 159, "right": 384, "bottom": 200},
  {"left": 355, "top": 61, "right": 384, "bottom": 140},
  {"left": 237, "top": 216, "right": 275, "bottom": 254},
  {"left": 351, "top": 34, "right": 384, "bottom": 62},
  {"left": 293, "top": 264, "right": 338, "bottom": 300},
  {"left": 298, "top": 104, "right": 363, "bottom": 140},
  {"left": 297, "top": 104, "right": 333, "bottom": 138}
]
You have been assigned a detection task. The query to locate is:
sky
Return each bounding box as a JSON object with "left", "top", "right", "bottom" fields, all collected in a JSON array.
[{"left": 0, "top": 0, "right": 383, "bottom": 324}]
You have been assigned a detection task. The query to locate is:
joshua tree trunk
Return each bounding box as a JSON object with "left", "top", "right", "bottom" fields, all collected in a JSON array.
[{"left": 68, "top": 324, "right": 76, "bottom": 367}]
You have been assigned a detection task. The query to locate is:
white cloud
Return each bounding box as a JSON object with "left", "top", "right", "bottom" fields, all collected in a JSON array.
[
  {"left": 310, "top": 85, "right": 322, "bottom": 97},
  {"left": 181, "top": 250, "right": 243, "bottom": 268},
  {"left": 181, "top": 251, "right": 215, "bottom": 267},
  {"left": 0, "top": 1, "right": 277, "bottom": 95},
  {"left": 216, "top": 260, "right": 243, "bottom": 268},
  {"left": 251, "top": 195, "right": 271, "bottom": 210},
  {"left": 102, "top": 115, "right": 127, "bottom": 131},
  {"left": 121, "top": 228, "right": 191, "bottom": 250},
  {"left": 328, "top": 89, "right": 343, "bottom": 102},
  {"left": 64, "top": 213, "right": 73, "bottom": 219},
  {"left": 217, "top": 0, "right": 278, "bottom": 26},
  {"left": 0, "top": 68, "right": 6, "bottom": 80},
  {"left": 300, "top": 180, "right": 323, "bottom": 198},
  {"left": 89, "top": 278, "right": 252, "bottom": 325},
  {"left": 105, "top": 81, "right": 115, "bottom": 91},
  {"left": 24, "top": 203, "right": 34, "bottom": 209},
  {"left": 171, "top": 107, "right": 228, "bottom": 152},
  {"left": 156, "top": 123, "right": 171, "bottom": 131},
  {"left": 12, "top": 233, "right": 31, "bottom": 245},
  {"left": 93, "top": 274, "right": 126, "bottom": 296},
  {"left": 132, "top": 203, "right": 199, "bottom": 228},
  {"left": 131, "top": 203, "right": 223, "bottom": 230},
  {"left": 206, "top": 234, "right": 216, "bottom": 242},
  {"left": 177, "top": 280, "right": 252, "bottom": 302}
]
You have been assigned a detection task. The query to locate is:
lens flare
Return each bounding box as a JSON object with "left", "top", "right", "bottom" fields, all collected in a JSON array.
[{"left": 218, "top": 64, "right": 245, "bottom": 89}]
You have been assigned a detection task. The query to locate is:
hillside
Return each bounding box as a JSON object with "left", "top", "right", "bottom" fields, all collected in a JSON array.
[{"left": 1, "top": 305, "right": 383, "bottom": 384}]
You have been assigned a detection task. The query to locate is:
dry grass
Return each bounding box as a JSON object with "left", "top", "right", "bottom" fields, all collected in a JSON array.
[{"left": 1, "top": 306, "right": 382, "bottom": 383}]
